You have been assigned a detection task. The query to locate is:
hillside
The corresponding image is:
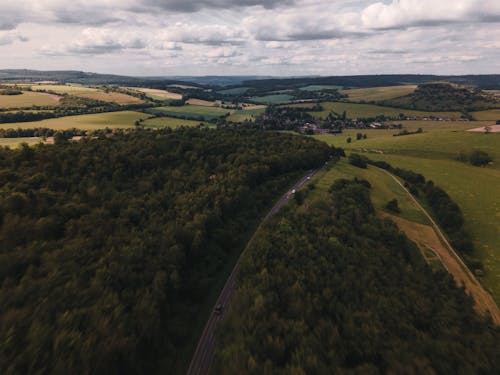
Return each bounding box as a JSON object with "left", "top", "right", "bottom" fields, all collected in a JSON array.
[{"left": 380, "top": 82, "right": 500, "bottom": 112}]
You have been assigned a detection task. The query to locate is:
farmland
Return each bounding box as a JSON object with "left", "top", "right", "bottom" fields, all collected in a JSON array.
[
  {"left": 72, "top": 91, "right": 144, "bottom": 105},
  {"left": 146, "top": 105, "right": 231, "bottom": 121},
  {"left": 299, "top": 85, "right": 343, "bottom": 91},
  {"left": 304, "top": 102, "right": 462, "bottom": 119},
  {"left": 0, "top": 137, "right": 42, "bottom": 148},
  {"left": 31, "top": 84, "right": 98, "bottom": 94},
  {"left": 141, "top": 117, "right": 201, "bottom": 129},
  {"left": 314, "top": 126, "right": 500, "bottom": 304},
  {"left": 471, "top": 109, "right": 500, "bottom": 121},
  {"left": 342, "top": 85, "right": 417, "bottom": 102},
  {"left": 227, "top": 107, "right": 266, "bottom": 122},
  {"left": 0, "top": 91, "right": 61, "bottom": 108},
  {"left": 0, "top": 111, "right": 148, "bottom": 130},
  {"left": 249, "top": 94, "right": 295, "bottom": 105},
  {"left": 126, "top": 87, "right": 182, "bottom": 100},
  {"left": 218, "top": 87, "right": 250, "bottom": 95}
]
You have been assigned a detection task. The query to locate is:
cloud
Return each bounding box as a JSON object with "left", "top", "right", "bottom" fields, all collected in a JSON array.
[
  {"left": 160, "top": 24, "right": 245, "bottom": 45},
  {"left": 144, "top": 0, "right": 295, "bottom": 12},
  {"left": 362, "top": 0, "right": 500, "bottom": 30},
  {"left": 0, "top": 32, "right": 29, "bottom": 46}
]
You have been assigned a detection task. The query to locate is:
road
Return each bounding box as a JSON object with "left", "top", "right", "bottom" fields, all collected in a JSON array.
[
  {"left": 381, "top": 169, "right": 500, "bottom": 325},
  {"left": 186, "top": 167, "right": 323, "bottom": 375}
]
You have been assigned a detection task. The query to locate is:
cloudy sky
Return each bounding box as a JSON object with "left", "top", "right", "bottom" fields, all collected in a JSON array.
[{"left": 0, "top": 0, "right": 499, "bottom": 76}]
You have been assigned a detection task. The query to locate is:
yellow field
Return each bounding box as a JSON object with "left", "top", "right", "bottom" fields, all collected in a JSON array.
[
  {"left": 470, "top": 109, "right": 500, "bottom": 121},
  {"left": 0, "top": 91, "right": 61, "bottom": 108},
  {"left": 186, "top": 99, "right": 218, "bottom": 107},
  {"left": 126, "top": 87, "right": 182, "bottom": 100},
  {"left": 75, "top": 92, "right": 144, "bottom": 105},
  {"left": 142, "top": 117, "right": 201, "bottom": 129},
  {"left": 342, "top": 85, "right": 417, "bottom": 102},
  {"left": 0, "top": 111, "right": 148, "bottom": 131},
  {"left": 31, "top": 84, "right": 98, "bottom": 94},
  {"left": 0, "top": 137, "right": 42, "bottom": 148}
]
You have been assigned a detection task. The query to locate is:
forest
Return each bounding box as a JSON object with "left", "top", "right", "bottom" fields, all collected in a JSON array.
[
  {"left": 0, "top": 129, "right": 331, "bottom": 374},
  {"left": 214, "top": 179, "right": 500, "bottom": 374}
]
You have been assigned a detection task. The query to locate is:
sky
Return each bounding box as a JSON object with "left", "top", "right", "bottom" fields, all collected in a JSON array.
[{"left": 0, "top": 0, "right": 499, "bottom": 76}]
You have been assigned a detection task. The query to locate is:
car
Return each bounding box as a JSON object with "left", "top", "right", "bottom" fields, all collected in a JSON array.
[
  {"left": 291, "top": 189, "right": 296, "bottom": 194},
  {"left": 214, "top": 304, "right": 223, "bottom": 315}
]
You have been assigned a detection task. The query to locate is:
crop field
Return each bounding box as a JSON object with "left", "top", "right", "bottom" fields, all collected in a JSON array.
[
  {"left": 227, "top": 107, "right": 266, "bottom": 122},
  {"left": 299, "top": 85, "right": 343, "bottom": 91},
  {"left": 218, "top": 87, "right": 250, "bottom": 95},
  {"left": 186, "top": 99, "right": 218, "bottom": 107},
  {"left": 342, "top": 85, "right": 417, "bottom": 102},
  {"left": 0, "top": 111, "right": 148, "bottom": 131},
  {"left": 249, "top": 94, "right": 295, "bottom": 105},
  {"left": 470, "top": 109, "right": 500, "bottom": 121},
  {"left": 142, "top": 117, "right": 201, "bottom": 129},
  {"left": 0, "top": 91, "right": 61, "bottom": 108},
  {"left": 0, "top": 137, "right": 42, "bottom": 148},
  {"left": 314, "top": 126, "right": 500, "bottom": 304},
  {"left": 307, "top": 102, "right": 462, "bottom": 119},
  {"left": 75, "top": 92, "right": 144, "bottom": 105},
  {"left": 147, "top": 105, "right": 231, "bottom": 121},
  {"left": 31, "top": 84, "right": 98, "bottom": 94},
  {"left": 126, "top": 87, "right": 182, "bottom": 100}
]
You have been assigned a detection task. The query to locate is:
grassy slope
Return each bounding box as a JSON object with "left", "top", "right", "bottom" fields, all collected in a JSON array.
[
  {"left": 0, "top": 92, "right": 60, "bottom": 108},
  {"left": 31, "top": 85, "right": 98, "bottom": 94},
  {"left": 227, "top": 108, "right": 266, "bottom": 122},
  {"left": 471, "top": 109, "right": 500, "bottom": 121},
  {"left": 0, "top": 137, "right": 42, "bottom": 148},
  {"left": 342, "top": 85, "right": 417, "bottom": 102},
  {"left": 0, "top": 111, "right": 148, "bottom": 130},
  {"left": 142, "top": 117, "right": 201, "bottom": 129},
  {"left": 315, "top": 127, "right": 500, "bottom": 303},
  {"left": 149, "top": 105, "right": 232, "bottom": 119},
  {"left": 308, "top": 102, "right": 462, "bottom": 119},
  {"left": 250, "top": 94, "right": 295, "bottom": 105}
]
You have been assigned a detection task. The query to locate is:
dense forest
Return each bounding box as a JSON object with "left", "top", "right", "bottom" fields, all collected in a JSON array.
[
  {"left": 214, "top": 179, "right": 500, "bottom": 374},
  {"left": 0, "top": 129, "right": 331, "bottom": 374}
]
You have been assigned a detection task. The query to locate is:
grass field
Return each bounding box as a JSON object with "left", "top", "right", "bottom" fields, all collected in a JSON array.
[
  {"left": 142, "top": 117, "right": 201, "bottom": 129},
  {"left": 147, "top": 105, "right": 232, "bottom": 121},
  {"left": 0, "top": 137, "right": 42, "bottom": 148},
  {"left": 314, "top": 126, "right": 500, "bottom": 303},
  {"left": 218, "top": 87, "right": 250, "bottom": 95},
  {"left": 126, "top": 87, "right": 182, "bottom": 100},
  {"left": 299, "top": 85, "right": 343, "bottom": 91},
  {"left": 227, "top": 107, "right": 266, "bottom": 122},
  {"left": 0, "top": 91, "right": 61, "bottom": 108},
  {"left": 250, "top": 94, "right": 295, "bottom": 105},
  {"left": 470, "top": 109, "right": 500, "bottom": 121},
  {"left": 0, "top": 111, "right": 148, "bottom": 131},
  {"left": 342, "top": 85, "right": 417, "bottom": 102},
  {"left": 307, "top": 102, "right": 462, "bottom": 119}
]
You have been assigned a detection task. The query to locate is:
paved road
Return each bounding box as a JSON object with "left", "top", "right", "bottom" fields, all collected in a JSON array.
[{"left": 186, "top": 167, "right": 323, "bottom": 375}]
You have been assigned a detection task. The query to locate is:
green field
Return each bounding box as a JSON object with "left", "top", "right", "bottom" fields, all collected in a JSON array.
[
  {"left": 470, "top": 109, "right": 500, "bottom": 121},
  {"left": 249, "top": 94, "right": 295, "bottom": 105},
  {"left": 312, "top": 159, "right": 429, "bottom": 225},
  {"left": 147, "top": 105, "right": 232, "bottom": 121},
  {"left": 0, "top": 137, "right": 42, "bottom": 148},
  {"left": 0, "top": 111, "right": 148, "bottom": 130},
  {"left": 0, "top": 91, "right": 61, "bottom": 108},
  {"left": 142, "top": 117, "right": 201, "bottom": 129},
  {"left": 227, "top": 107, "right": 266, "bottom": 122},
  {"left": 308, "top": 102, "right": 462, "bottom": 119},
  {"left": 342, "top": 85, "right": 417, "bottom": 102},
  {"left": 299, "top": 85, "right": 343, "bottom": 91},
  {"left": 218, "top": 87, "right": 250, "bottom": 95},
  {"left": 314, "top": 126, "right": 500, "bottom": 303}
]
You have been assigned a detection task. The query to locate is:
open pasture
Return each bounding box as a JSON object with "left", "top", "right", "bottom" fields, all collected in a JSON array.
[
  {"left": 342, "top": 85, "right": 417, "bottom": 102},
  {"left": 0, "top": 137, "right": 42, "bottom": 148},
  {"left": 470, "top": 109, "right": 500, "bottom": 121},
  {"left": 126, "top": 87, "right": 182, "bottom": 100},
  {"left": 75, "top": 91, "right": 144, "bottom": 105},
  {"left": 0, "top": 91, "right": 61, "bottom": 108},
  {"left": 31, "top": 84, "right": 98, "bottom": 94},
  {"left": 0, "top": 111, "right": 148, "bottom": 131},
  {"left": 307, "top": 102, "right": 463, "bottom": 119},
  {"left": 227, "top": 107, "right": 266, "bottom": 122},
  {"left": 142, "top": 117, "right": 201, "bottom": 129},
  {"left": 249, "top": 94, "right": 294, "bottom": 105},
  {"left": 147, "top": 105, "right": 232, "bottom": 121},
  {"left": 299, "top": 85, "right": 343, "bottom": 91}
]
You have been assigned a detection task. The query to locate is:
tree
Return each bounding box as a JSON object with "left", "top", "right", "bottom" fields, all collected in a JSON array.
[
  {"left": 346, "top": 137, "right": 352, "bottom": 143},
  {"left": 385, "top": 199, "right": 401, "bottom": 213},
  {"left": 469, "top": 150, "right": 492, "bottom": 166}
]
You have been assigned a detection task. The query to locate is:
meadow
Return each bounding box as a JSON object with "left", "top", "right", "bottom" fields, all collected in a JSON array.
[
  {"left": 126, "top": 87, "right": 182, "bottom": 100},
  {"left": 0, "top": 111, "right": 148, "bottom": 131},
  {"left": 306, "top": 102, "right": 462, "bottom": 119},
  {"left": 141, "top": 117, "right": 201, "bottom": 129},
  {"left": 227, "top": 107, "right": 266, "bottom": 122},
  {"left": 0, "top": 91, "right": 61, "bottom": 108},
  {"left": 31, "top": 84, "right": 98, "bottom": 94},
  {"left": 74, "top": 92, "right": 144, "bottom": 105},
  {"left": 299, "top": 85, "right": 343, "bottom": 91},
  {"left": 342, "top": 85, "right": 417, "bottom": 102},
  {"left": 218, "top": 87, "right": 250, "bottom": 95},
  {"left": 470, "top": 109, "right": 500, "bottom": 121},
  {"left": 249, "top": 94, "right": 295, "bottom": 105},
  {"left": 0, "top": 137, "right": 42, "bottom": 148},
  {"left": 147, "top": 105, "right": 232, "bottom": 121},
  {"left": 314, "top": 126, "right": 500, "bottom": 303}
]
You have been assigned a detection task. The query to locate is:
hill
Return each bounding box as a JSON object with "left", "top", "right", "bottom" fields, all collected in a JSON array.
[{"left": 380, "top": 82, "right": 500, "bottom": 112}]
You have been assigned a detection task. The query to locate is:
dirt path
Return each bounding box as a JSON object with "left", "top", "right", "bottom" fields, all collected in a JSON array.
[{"left": 380, "top": 169, "right": 500, "bottom": 325}]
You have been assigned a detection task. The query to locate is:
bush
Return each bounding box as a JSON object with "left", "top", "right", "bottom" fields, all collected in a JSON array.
[
  {"left": 469, "top": 150, "right": 492, "bottom": 166},
  {"left": 385, "top": 199, "right": 401, "bottom": 213},
  {"left": 348, "top": 153, "right": 368, "bottom": 169}
]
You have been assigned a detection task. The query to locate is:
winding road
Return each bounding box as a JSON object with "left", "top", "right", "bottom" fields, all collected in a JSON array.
[{"left": 186, "top": 167, "right": 323, "bottom": 375}]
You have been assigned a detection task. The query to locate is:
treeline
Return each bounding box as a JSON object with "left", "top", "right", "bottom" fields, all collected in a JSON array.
[
  {"left": 358, "top": 157, "right": 483, "bottom": 271},
  {"left": 0, "top": 129, "right": 332, "bottom": 374},
  {"left": 214, "top": 179, "right": 500, "bottom": 374},
  {"left": 0, "top": 127, "right": 87, "bottom": 139}
]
